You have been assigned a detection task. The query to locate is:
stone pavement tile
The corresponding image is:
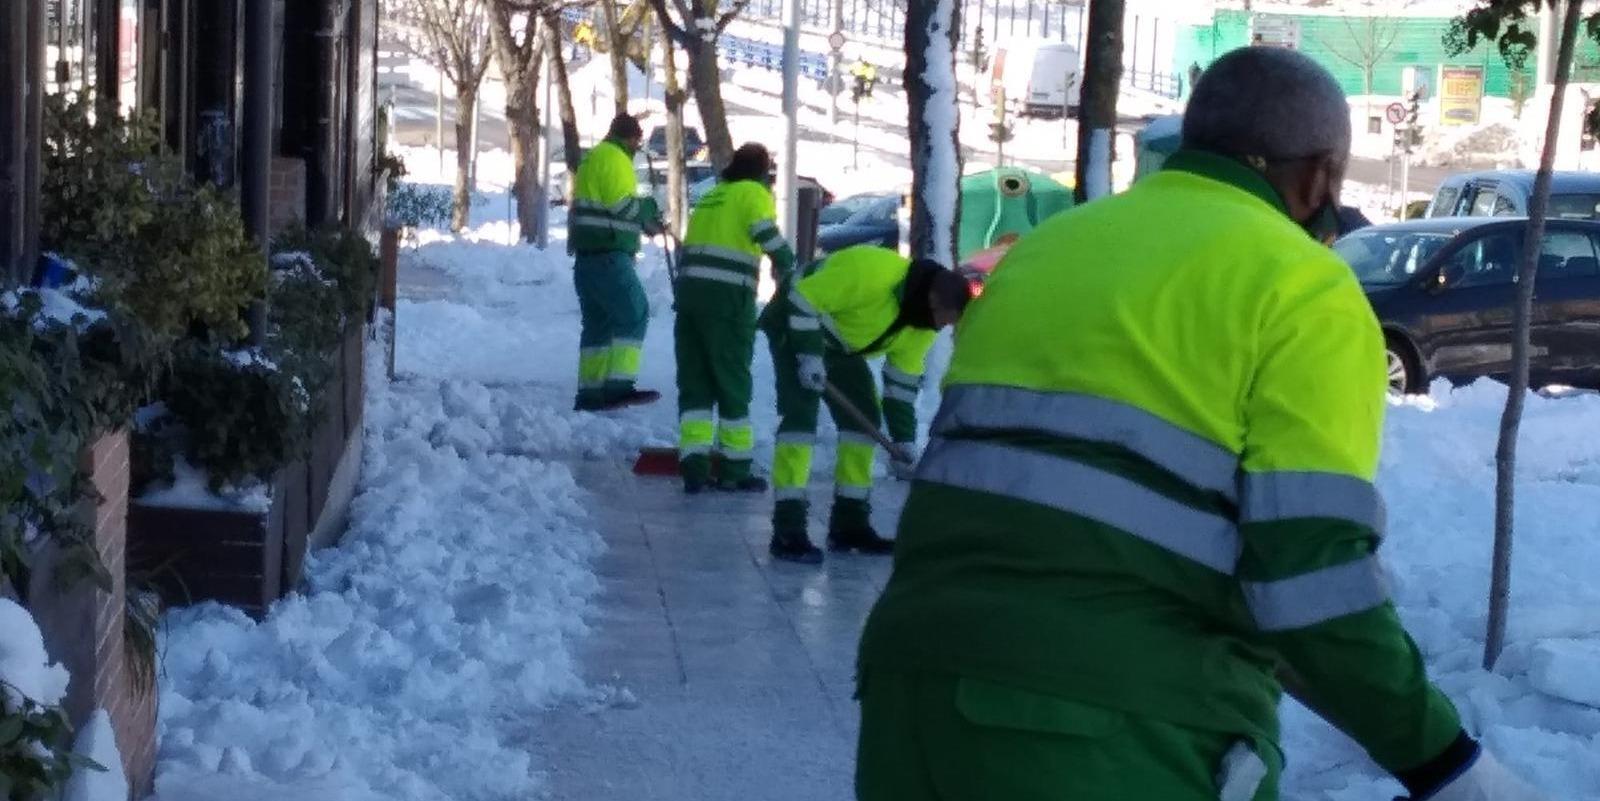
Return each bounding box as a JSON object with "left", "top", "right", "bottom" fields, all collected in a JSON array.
[{"left": 534, "top": 461, "right": 906, "bottom": 801}]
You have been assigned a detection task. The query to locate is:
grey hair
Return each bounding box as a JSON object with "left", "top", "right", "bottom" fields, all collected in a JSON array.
[{"left": 1181, "top": 47, "right": 1350, "bottom": 163}]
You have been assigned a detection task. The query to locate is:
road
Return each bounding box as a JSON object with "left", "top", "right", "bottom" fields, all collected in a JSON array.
[{"left": 380, "top": 46, "right": 1451, "bottom": 200}]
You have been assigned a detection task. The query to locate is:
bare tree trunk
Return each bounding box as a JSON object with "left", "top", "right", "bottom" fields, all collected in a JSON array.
[
  {"left": 686, "top": 37, "right": 734, "bottom": 167},
  {"left": 1486, "top": 0, "right": 1585, "bottom": 671},
  {"left": 905, "top": 0, "right": 961, "bottom": 265},
  {"left": 661, "top": 16, "right": 689, "bottom": 233},
  {"left": 544, "top": 16, "right": 584, "bottom": 176},
  {"left": 454, "top": 85, "right": 478, "bottom": 231},
  {"left": 507, "top": 67, "right": 542, "bottom": 239},
  {"left": 599, "top": 0, "right": 630, "bottom": 114},
  {"left": 1074, "top": 0, "right": 1124, "bottom": 203},
  {"left": 489, "top": 7, "right": 544, "bottom": 242}
]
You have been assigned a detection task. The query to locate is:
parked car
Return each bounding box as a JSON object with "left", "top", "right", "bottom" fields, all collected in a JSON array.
[
  {"left": 1333, "top": 217, "right": 1600, "bottom": 393},
  {"left": 816, "top": 193, "right": 901, "bottom": 255},
  {"left": 644, "top": 125, "right": 707, "bottom": 161},
  {"left": 1426, "top": 170, "right": 1600, "bottom": 221},
  {"left": 687, "top": 174, "right": 836, "bottom": 209}
]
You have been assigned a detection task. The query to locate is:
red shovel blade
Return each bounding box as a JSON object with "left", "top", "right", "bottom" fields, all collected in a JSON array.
[
  {"left": 631, "top": 447, "right": 727, "bottom": 477},
  {"left": 633, "top": 447, "right": 682, "bottom": 476}
]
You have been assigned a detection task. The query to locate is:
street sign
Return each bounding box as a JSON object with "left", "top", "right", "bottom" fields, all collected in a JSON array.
[
  {"left": 1439, "top": 66, "right": 1485, "bottom": 126},
  {"left": 828, "top": 31, "right": 847, "bottom": 52},
  {"left": 1386, "top": 102, "right": 1407, "bottom": 125},
  {"left": 1250, "top": 17, "right": 1300, "bottom": 50}
]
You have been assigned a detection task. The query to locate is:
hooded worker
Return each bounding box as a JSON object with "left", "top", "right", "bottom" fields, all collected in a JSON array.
[
  {"left": 758, "top": 246, "right": 972, "bottom": 564},
  {"left": 673, "top": 143, "right": 796, "bottom": 493},
  {"left": 570, "top": 113, "right": 664, "bottom": 412},
  {"left": 854, "top": 46, "right": 1548, "bottom": 801}
]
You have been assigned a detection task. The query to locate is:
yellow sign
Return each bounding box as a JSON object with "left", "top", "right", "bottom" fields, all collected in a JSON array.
[{"left": 1439, "top": 66, "right": 1485, "bottom": 126}]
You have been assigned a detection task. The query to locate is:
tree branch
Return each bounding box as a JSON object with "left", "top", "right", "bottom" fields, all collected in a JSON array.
[
  {"left": 648, "top": 0, "right": 693, "bottom": 47},
  {"left": 715, "top": 0, "right": 755, "bottom": 33}
]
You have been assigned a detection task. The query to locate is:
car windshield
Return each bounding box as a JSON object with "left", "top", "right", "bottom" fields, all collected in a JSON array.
[
  {"left": 820, "top": 195, "right": 889, "bottom": 225},
  {"left": 1550, "top": 193, "right": 1600, "bottom": 220},
  {"left": 1334, "top": 229, "right": 1456, "bottom": 286}
]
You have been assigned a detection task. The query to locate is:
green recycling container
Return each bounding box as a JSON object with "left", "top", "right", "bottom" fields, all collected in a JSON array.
[{"left": 957, "top": 168, "right": 1075, "bottom": 261}]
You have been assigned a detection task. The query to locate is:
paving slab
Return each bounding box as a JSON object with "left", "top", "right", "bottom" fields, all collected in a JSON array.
[{"left": 534, "top": 459, "right": 904, "bottom": 801}]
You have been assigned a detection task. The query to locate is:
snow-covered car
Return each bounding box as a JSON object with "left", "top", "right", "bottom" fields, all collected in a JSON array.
[{"left": 816, "top": 193, "right": 901, "bottom": 256}]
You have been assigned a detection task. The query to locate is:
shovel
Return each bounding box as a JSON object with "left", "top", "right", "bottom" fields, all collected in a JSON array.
[{"left": 631, "top": 380, "right": 915, "bottom": 476}]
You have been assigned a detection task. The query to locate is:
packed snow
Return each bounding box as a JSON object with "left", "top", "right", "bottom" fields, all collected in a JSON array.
[
  {"left": 0, "top": 597, "right": 71, "bottom": 710},
  {"left": 138, "top": 455, "right": 273, "bottom": 515},
  {"left": 63, "top": 710, "right": 131, "bottom": 801},
  {"left": 149, "top": 311, "right": 608, "bottom": 801}
]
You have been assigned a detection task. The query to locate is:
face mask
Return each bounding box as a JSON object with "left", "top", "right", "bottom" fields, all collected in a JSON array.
[{"left": 1303, "top": 194, "right": 1341, "bottom": 245}]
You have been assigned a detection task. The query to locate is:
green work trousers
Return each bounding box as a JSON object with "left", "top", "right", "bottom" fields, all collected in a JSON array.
[
  {"left": 574, "top": 250, "right": 649, "bottom": 407},
  {"left": 675, "top": 310, "right": 757, "bottom": 483},
  {"left": 856, "top": 669, "right": 1281, "bottom": 801},
  {"left": 769, "top": 335, "right": 882, "bottom": 537}
]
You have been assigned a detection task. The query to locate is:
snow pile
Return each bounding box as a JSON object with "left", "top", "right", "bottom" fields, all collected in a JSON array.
[
  {"left": 149, "top": 311, "right": 608, "bottom": 801},
  {"left": 1419, "top": 122, "right": 1527, "bottom": 169},
  {"left": 1, "top": 282, "right": 108, "bottom": 332},
  {"left": 63, "top": 710, "right": 130, "bottom": 801},
  {"left": 1282, "top": 381, "right": 1600, "bottom": 799},
  {"left": 0, "top": 598, "right": 71, "bottom": 710},
  {"left": 139, "top": 455, "right": 273, "bottom": 514}
]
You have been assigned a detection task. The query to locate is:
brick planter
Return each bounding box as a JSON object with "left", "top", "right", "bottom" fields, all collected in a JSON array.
[
  {"left": 23, "top": 431, "right": 159, "bottom": 798},
  {"left": 129, "top": 326, "right": 367, "bottom": 618}
]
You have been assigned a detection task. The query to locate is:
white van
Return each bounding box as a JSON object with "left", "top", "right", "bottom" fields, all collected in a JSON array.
[{"left": 988, "top": 40, "right": 1081, "bottom": 118}]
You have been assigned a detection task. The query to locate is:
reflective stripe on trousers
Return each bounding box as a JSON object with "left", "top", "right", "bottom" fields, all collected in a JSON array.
[
  {"left": 608, "top": 339, "right": 643, "bottom": 382},
  {"left": 579, "top": 347, "right": 608, "bottom": 390},
  {"left": 718, "top": 417, "right": 755, "bottom": 458},
  {"left": 679, "top": 410, "right": 715, "bottom": 456}
]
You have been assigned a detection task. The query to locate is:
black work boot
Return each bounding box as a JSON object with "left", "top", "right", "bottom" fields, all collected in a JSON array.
[
  {"left": 827, "top": 525, "right": 895, "bottom": 555},
  {"left": 769, "top": 529, "right": 823, "bottom": 564},
  {"left": 718, "top": 475, "right": 769, "bottom": 493},
  {"left": 827, "top": 498, "right": 893, "bottom": 554},
  {"left": 598, "top": 388, "right": 661, "bottom": 410}
]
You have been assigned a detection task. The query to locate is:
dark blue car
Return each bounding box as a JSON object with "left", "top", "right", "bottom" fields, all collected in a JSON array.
[
  {"left": 816, "top": 193, "right": 901, "bottom": 255},
  {"left": 1335, "top": 217, "right": 1600, "bottom": 393}
]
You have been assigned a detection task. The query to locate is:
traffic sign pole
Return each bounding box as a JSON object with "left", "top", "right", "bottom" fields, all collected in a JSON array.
[{"left": 828, "top": 28, "right": 846, "bottom": 142}]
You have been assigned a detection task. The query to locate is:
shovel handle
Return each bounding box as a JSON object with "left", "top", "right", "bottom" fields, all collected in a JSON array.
[{"left": 823, "top": 380, "right": 915, "bottom": 465}]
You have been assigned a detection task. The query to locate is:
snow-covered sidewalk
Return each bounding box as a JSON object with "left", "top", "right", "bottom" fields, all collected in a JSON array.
[
  {"left": 536, "top": 459, "right": 907, "bottom": 800},
  {"left": 143, "top": 199, "right": 1600, "bottom": 799}
]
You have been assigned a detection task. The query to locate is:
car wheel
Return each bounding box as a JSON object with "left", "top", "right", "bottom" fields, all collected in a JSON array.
[{"left": 1386, "top": 338, "right": 1423, "bottom": 395}]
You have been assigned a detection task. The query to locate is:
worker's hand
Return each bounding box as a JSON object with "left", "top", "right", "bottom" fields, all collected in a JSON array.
[
  {"left": 889, "top": 443, "right": 921, "bottom": 481},
  {"left": 643, "top": 217, "right": 667, "bottom": 237},
  {"left": 797, "top": 355, "right": 827, "bottom": 393},
  {"left": 1407, "top": 749, "right": 1548, "bottom": 801}
]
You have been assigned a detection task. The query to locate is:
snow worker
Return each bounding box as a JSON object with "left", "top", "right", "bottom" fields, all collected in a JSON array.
[
  {"left": 674, "top": 143, "right": 796, "bottom": 494},
  {"left": 759, "top": 245, "right": 972, "bottom": 564},
  {"left": 570, "top": 113, "right": 664, "bottom": 412},
  {"left": 854, "top": 47, "right": 1550, "bottom": 801}
]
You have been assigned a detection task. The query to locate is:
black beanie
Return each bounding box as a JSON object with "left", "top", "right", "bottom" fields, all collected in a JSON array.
[
  {"left": 722, "top": 143, "right": 772, "bottom": 182},
  {"left": 607, "top": 113, "right": 644, "bottom": 141},
  {"left": 899, "top": 259, "right": 972, "bottom": 329}
]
